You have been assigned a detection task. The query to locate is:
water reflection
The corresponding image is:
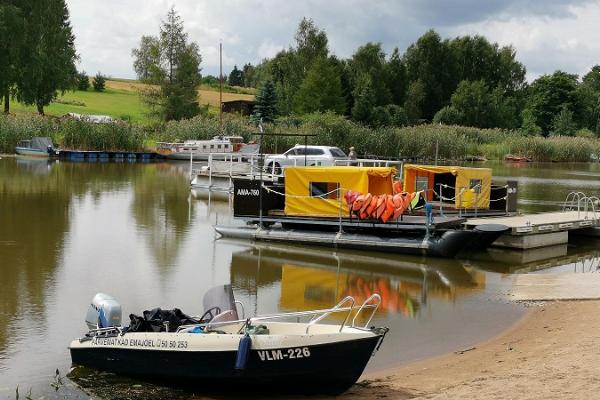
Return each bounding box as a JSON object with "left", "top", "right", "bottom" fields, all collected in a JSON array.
[
  {"left": 0, "top": 158, "right": 70, "bottom": 363},
  {"left": 230, "top": 245, "right": 487, "bottom": 320}
]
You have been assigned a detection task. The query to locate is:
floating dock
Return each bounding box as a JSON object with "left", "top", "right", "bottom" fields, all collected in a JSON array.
[
  {"left": 56, "top": 150, "right": 164, "bottom": 161},
  {"left": 466, "top": 211, "right": 600, "bottom": 250}
]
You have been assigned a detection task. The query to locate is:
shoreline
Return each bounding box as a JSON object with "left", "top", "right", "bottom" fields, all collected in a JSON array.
[{"left": 338, "top": 300, "right": 600, "bottom": 399}]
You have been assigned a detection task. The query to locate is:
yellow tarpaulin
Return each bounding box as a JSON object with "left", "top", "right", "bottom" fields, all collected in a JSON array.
[
  {"left": 284, "top": 166, "right": 396, "bottom": 217},
  {"left": 403, "top": 164, "right": 491, "bottom": 209}
]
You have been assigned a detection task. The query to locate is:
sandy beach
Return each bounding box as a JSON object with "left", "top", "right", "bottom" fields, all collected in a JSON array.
[{"left": 338, "top": 300, "right": 600, "bottom": 400}]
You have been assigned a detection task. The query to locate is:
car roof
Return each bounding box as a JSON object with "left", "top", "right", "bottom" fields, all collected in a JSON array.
[{"left": 290, "top": 145, "right": 340, "bottom": 149}]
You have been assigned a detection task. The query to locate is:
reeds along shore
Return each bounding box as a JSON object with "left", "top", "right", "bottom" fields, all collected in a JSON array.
[{"left": 2, "top": 112, "right": 599, "bottom": 162}]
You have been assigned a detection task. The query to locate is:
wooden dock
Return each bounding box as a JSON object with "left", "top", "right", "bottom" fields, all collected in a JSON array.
[
  {"left": 510, "top": 273, "right": 600, "bottom": 301},
  {"left": 465, "top": 211, "right": 600, "bottom": 250}
]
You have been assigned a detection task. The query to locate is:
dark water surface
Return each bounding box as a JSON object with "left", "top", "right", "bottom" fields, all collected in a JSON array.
[{"left": 1, "top": 157, "right": 599, "bottom": 399}]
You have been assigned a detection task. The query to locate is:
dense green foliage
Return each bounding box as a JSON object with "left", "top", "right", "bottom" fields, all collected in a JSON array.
[
  {"left": 131, "top": 7, "right": 202, "bottom": 121},
  {"left": 228, "top": 65, "right": 244, "bottom": 86},
  {"left": 0, "top": 0, "right": 77, "bottom": 115},
  {"left": 238, "top": 19, "right": 600, "bottom": 137}
]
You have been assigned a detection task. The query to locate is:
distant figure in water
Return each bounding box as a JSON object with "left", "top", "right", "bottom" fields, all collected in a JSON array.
[{"left": 348, "top": 146, "right": 357, "bottom": 160}]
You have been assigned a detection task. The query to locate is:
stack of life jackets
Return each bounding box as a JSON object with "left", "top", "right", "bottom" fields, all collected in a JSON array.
[{"left": 344, "top": 190, "right": 418, "bottom": 223}]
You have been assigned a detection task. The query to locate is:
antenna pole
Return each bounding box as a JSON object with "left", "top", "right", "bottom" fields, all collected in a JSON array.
[{"left": 219, "top": 41, "right": 223, "bottom": 133}]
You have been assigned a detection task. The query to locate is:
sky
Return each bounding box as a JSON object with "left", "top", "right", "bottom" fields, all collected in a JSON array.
[{"left": 66, "top": 0, "right": 600, "bottom": 82}]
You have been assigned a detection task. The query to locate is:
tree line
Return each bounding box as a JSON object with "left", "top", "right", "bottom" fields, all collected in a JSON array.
[
  {"left": 242, "top": 18, "right": 600, "bottom": 137},
  {"left": 0, "top": 0, "right": 78, "bottom": 115}
]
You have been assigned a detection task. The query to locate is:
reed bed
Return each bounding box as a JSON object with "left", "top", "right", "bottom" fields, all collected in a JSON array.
[{"left": 2, "top": 112, "right": 599, "bottom": 161}]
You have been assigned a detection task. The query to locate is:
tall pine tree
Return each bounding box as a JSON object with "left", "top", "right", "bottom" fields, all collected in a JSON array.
[
  {"left": 253, "top": 80, "right": 278, "bottom": 123},
  {"left": 16, "top": 0, "right": 77, "bottom": 115}
]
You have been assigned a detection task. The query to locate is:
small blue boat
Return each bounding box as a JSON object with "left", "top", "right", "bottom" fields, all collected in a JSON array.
[{"left": 15, "top": 137, "right": 55, "bottom": 158}]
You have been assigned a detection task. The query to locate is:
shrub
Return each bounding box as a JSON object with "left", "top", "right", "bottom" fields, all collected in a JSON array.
[
  {"left": 93, "top": 73, "right": 106, "bottom": 92},
  {"left": 76, "top": 72, "right": 90, "bottom": 91}
]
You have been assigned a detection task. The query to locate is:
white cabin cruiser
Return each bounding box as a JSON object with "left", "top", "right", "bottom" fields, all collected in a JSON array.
[
  {"left": 69, "top": 289, "right": 388, "bottom": 395},
  {"left": 157, "top": 136, "right": 259, "bottom": 161}
]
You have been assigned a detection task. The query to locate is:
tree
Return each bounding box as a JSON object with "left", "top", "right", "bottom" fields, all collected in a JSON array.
[
  {"left": 404, "top": 30, "right": 454, "bottom": 120},
  {"left": 15, "top": 0, "right": 78, "bottom": 115},
  {"left": 253, "top": 80, "right": 278, "bottom": 122},
  {"left": 242, "top": 63, "right": 256, "bottom": 87},
  {"left": 131, "top": 7, "right": 202, "bottom": 121},
  {"left": 295, "top": 17, "right": 328, "bottom": 74},
  {"left": 0, "top": 2, "right": 24, "bottom": 113},
  {"left": 351, "top": 73, "right": 377, "bottom": 123},
  {"left": 92, "top": 72, "right": 106, "bottom": 91},
  {"left": 404, "top": 80, "right": 426, "bottom": 123},
  {"left": 294, "top": 57, "right": 346, "bottom": 115},
  {"left": 348, "top": 42, "right": 392, "bottom": 109},
  {"left": 76, "top": 71, "right": 89, "bottom": 90},
  {"left": 521, "top": 108, "right": 542, "bottom": 135},
  {"left": 228, "top": 65, "right": 244, "bottom": 86},
  {"left": 526, "top": 71, "right": 578, "bottom": 135},
  {"left": 550, "top": 105, "right": 577, "bottom": 136},
  {"left": 385, "top": 48, "right": 408, "bottom": 106}
]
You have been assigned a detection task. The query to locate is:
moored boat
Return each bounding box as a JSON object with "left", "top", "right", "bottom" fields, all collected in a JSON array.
[
  {"left": 157, "top": 136, "right": 259, "bottom": 161},
  {"left": 15, "top": 137, "right": 55, "bottom": 158},
  {"left": 69, "top": 290, "right": 388, "bottom": 395},
  {"left": 215, "top": 166, "right": 509, "bottom": 257}
]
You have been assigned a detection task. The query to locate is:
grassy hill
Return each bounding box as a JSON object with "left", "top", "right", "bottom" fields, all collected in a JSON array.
[{"left": 10, "top": 79, "right": 255, "bottom": 124}]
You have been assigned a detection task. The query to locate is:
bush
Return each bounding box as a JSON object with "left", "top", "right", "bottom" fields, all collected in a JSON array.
[
  {"left": 433, "top": 106, "right": 463, "bottom": 125},
  {"left": 76, "top": 72, "right": 90, "bottom": 91},
  {"left": 93, "top": 73, "right": 106, "bottom": 92}
]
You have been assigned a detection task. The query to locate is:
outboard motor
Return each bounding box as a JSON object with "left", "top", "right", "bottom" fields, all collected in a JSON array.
[{"left": 85, "top": 293, "right": 122, "bottom": 330}]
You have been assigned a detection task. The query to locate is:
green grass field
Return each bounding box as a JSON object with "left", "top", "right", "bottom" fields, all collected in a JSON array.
[
  {"left": 10, "top": 79, "right": 255, "bottom": 125},
  {"left": 11, "top": 86, "right": 148, "bottom": 123}
]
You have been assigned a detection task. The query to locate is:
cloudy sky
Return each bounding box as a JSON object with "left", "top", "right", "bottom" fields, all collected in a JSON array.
[{"left": 66, "top": 0, "right": 600, "bottom": 81}]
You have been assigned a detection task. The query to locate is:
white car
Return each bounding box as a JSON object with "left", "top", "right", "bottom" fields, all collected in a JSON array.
[{"left": 264, "top": 145, "right": 348, "bottom": 174}]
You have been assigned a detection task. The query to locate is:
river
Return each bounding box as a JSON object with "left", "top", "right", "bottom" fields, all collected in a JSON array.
[{"left": 1, "top": 157, "right": 599, "bottom": 399}]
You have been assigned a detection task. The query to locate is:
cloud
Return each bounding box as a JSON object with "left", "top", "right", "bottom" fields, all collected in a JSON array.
[{"left": 65, "top": 0, "right": 600, "bottom": 81}]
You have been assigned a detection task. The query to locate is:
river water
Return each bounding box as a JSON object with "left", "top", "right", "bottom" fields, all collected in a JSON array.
[{"left": 1, "top": 157, "right": 599, "bottom": 399}]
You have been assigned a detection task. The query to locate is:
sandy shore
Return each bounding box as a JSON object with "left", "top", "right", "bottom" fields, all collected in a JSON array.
[{"left": 337, "top": 300, "right": 600, "bottom": 400}]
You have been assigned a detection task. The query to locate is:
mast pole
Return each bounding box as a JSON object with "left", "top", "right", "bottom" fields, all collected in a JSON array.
[{"left": 219, "top": 41, "right": 223, "bottom": 134}]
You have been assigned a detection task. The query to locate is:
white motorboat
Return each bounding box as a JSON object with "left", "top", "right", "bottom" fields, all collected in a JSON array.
[{"left": 69, "top": 289, "right": 388, "bottom": 395}]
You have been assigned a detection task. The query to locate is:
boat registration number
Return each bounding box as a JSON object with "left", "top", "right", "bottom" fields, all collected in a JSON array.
[{"left": 257, "top": 347, "right": 311, "bottom": 361}]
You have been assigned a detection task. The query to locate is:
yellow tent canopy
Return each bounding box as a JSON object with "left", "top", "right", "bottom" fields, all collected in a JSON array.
[
  {"left": 284, "top": 166, "right": 396, "bottom": 217},
  {"left": 402, "top": 164, "right": 491, "bottom": 209}
]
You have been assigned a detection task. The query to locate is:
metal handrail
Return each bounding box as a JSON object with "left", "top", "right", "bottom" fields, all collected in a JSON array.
[
  {"left": 351, "top": 294, "right": 381, "bottom": 329},
  {"left": 306, "top": 296, "right": 355, "bottom": 334}
]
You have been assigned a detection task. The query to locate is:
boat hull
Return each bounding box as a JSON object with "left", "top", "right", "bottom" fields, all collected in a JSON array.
[
  {"left": 70, "top": 334, "right": 381, "bottom": 395},
  {"left": 15, "top": 147, "right": 49, "bottom": 158}
]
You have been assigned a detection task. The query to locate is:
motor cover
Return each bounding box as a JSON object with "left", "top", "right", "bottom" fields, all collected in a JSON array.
[{"left": 85, "top": 293, "right": 122, "bottom": 330}]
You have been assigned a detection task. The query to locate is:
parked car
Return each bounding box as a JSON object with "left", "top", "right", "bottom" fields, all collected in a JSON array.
[{"left": 264, "top": 145, "right": 348, "bottom": 174}]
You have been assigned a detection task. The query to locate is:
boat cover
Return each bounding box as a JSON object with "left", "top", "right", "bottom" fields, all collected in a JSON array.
[
  {"left": 402, "top": 164, "right": 491, "bottom": 209},
  {"left": 30, "top": 137, "right": 53, "bottom": 151},
  {"left": 284, "top": 167, "right": 395, "bottom": 217}
]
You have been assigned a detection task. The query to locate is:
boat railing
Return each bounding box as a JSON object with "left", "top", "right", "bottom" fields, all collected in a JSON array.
[
  {"left": 174, "top": 296, "right": 380, "bottom": 334},
  {"left": 306, "top": 296, "right": 355, "bottom": 334},
  {"left": 351, "top": 294, "right": 381, "bottom": 329}
]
